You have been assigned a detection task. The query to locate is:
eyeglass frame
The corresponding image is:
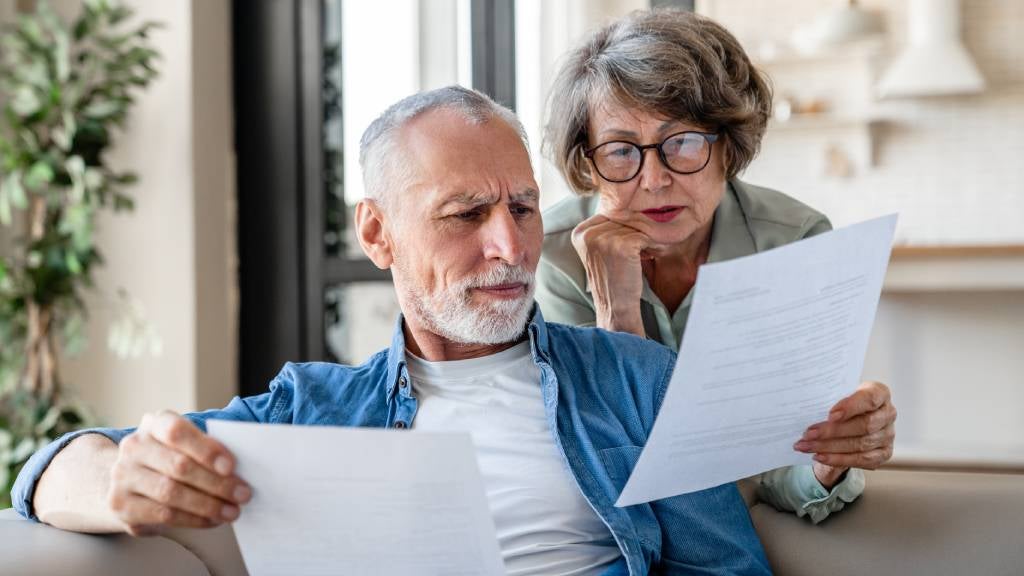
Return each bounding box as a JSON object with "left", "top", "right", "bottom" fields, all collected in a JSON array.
[{"left": 583, "top": 130, "right": 720, "bottom": 183}]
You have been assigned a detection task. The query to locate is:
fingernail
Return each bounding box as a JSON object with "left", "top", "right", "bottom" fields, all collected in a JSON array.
[
  {"left": 221, "top": 505, "right": 239, "bottom": 521},
  {"left": 214, "top": 456, "right": 232, "bottom": 476},
  {"left": 233, "top": 485, "right": 252, "bottom": 503},
  {"left": 794, "top": 441, "right": 812, "bottom": 451},
  {"left": 829, "top": 410, "right": 844, "bottom": 422},
  {"left": 802, "top": 429, "right": 820, "bottom": 440}
]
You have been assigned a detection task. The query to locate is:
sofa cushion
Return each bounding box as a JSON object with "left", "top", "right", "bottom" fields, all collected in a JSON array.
[{"left": 751, "top": 469, "right": 1024, "bottom": 576}]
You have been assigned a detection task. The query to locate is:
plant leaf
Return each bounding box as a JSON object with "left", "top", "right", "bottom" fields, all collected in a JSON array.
[
  {"left": 84, "top": 168, "right": 104, "bottom": 192},
  {"left": 0, "top": 183, "right": 10, "bottom": 226},
  {"left": 82, "top": 99, "right": 121, "bottom": 120},
  {"left": 4, "top": 171, "right": 28, "bottom": 210},
  {"left": 113, "top": 193, "right": 134, "bottom": 212},
  {"left": 11, "top": 86, "right": 42, "bottom": 117},
  {"left": 23, "top": 161, "right": 53, "bottom": 191},
  {"left": 65, "top": 156, "right": 86, "bottom": 201},
  {"left": 9, "top": 437, "right": 35, "bottom": 464},
  {"left": 65, "top": 251, "right": 83, "bottom": 275},
  {"left": 54, "top": 22, "right": 71, "bottom": 84},
  {"left": 21, "top": 60, "right": 49, "bottom": 90},
  {"left": 34, "top": 406, "right": 61, "bottom": 436}
]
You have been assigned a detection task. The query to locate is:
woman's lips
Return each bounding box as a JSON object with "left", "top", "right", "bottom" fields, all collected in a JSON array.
[{"left": 641, "top": 205, "right": 685, "bottom": 223}]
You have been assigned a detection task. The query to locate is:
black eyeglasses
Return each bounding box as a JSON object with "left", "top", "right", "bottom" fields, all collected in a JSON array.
[{"left": 583, "top": 131, "right": 719, "bottom": 183}]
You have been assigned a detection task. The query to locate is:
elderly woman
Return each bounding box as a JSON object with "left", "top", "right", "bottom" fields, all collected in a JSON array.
[{"left": 536, "top": 9, "right": 897, "bottom": 523}]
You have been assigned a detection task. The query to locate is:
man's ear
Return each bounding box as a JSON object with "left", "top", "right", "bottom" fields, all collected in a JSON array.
[{"left": 354, "top": 199, "right": 394, "bottom": 269}]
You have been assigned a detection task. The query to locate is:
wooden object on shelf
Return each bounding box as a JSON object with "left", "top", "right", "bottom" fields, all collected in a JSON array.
[
  {"left": 884, "top": 244, "right": 1024, "bottom": 292},
  {"left": 890, "top": 245, "right": 1024, "bottom": 258}
]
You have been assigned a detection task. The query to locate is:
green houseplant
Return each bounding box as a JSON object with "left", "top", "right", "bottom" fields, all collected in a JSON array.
[{"left": 0, "top": 0, "right": 160, "bottom": 508}]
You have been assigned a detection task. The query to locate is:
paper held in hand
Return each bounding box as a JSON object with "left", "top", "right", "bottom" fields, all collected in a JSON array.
[
  {"left": 207, "top": 421, "right": 506, "bottom": 576},
  {"left": 615, "top": 214, "right": 898, "bottom": 507}
]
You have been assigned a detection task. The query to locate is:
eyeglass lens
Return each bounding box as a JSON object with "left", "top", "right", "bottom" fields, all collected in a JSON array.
[{"left": 590, "top": 132, "right": 712, "bottom": 182}]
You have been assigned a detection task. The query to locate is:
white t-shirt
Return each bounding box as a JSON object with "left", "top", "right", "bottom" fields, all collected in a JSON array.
[{"left": 406, "top": 342, "right": 621, "bottom": 576}]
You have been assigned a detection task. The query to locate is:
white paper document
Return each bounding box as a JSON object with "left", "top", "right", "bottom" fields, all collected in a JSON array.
[
  {"left": 616, "top": 214, "right": 897, "bottom": 507},
  {"left": 207, "top": 420, "right": 506, "bottom": 576}
]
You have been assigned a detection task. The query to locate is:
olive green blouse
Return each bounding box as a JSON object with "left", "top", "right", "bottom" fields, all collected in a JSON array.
[{"left": 536, "top": 179, "right": 865, "bottom": 523}]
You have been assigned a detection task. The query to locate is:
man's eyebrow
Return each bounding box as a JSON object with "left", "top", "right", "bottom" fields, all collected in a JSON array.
[
  {"left": 510, "top": 188, "right": 539, "bottom": 203},
  {"left": 435, "top": 188, "right": 538, "bottom": 211},
  {"left": 436, "top": 191, "right": 498, "bottom": 210}
]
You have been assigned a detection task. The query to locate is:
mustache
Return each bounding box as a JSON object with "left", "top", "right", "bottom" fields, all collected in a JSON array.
[{"left": 460, "top": 264, "right": 534, "bottom": 291}]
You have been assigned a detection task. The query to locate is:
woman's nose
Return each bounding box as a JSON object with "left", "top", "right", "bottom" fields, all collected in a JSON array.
[{"left": 637, "top": 148, "right": 673, "bottom": 193}]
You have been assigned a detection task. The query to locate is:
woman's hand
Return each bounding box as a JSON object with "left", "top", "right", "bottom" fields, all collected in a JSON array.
[
  {"left": 794, "top": 381, "right": 897, "bottom": 489},
  {"left": 571, "top": 214, "right": 659, "bottom": 336}
]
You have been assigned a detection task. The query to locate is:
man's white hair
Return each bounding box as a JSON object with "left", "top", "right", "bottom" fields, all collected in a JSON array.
[{"left": 358, "top": 85, "right": 530, "bottom": 209}]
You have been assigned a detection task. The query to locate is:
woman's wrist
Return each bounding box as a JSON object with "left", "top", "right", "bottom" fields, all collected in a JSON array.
[
  {"left": 812, "top": 462, "right": 849, "bottom": 490},
  {"left": 595, "top": 300, "right": 645, "bottom": 337}
]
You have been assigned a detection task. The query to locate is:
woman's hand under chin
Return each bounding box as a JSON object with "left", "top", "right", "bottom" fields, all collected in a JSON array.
[{"left": 571, "top": 213, "right": 663, "bottom": 337}]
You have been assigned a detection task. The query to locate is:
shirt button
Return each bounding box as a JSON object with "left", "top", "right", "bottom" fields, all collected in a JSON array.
[
  {"left": 393, "top": 421, "right": 407, "bottom": 429},
  {"left": 398, "top": 377, "right": 407, "bottom": 388}
]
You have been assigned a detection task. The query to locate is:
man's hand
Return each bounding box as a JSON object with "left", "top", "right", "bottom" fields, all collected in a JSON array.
[
  {"left": 794, "top": 381, "right": 897, "bottom": 489},
  {"left": 571, "top": 214, "right": 661, "bottom": 336},
  {"left": 108, "top": 410, "right": 252, "bottom": 536}
]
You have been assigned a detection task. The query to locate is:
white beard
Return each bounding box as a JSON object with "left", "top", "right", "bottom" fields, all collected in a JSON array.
[{"left": 396, "top": 261, "right": 535, "bottom": 345}]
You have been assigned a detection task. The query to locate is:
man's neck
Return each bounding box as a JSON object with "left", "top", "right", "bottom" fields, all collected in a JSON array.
[{"left": 402, "top": 319, "right": 526, "bottom": 362}]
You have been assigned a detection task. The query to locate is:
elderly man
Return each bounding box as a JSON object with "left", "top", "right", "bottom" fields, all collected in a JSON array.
[{"left": 12, "top": 86, "right": 770, "bottom": 575}]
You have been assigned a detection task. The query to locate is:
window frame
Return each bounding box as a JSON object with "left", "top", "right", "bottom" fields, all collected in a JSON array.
[{"left": 233, "top": 0, "right": 516, "bottom": 395}]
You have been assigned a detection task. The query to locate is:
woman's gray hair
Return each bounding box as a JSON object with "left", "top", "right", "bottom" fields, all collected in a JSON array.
[
  {"left": 359, "top": 85, "right": 529, "bottom": 208},
  {"left": 544, "top": 9, "right": 772, "bottom": 194}
]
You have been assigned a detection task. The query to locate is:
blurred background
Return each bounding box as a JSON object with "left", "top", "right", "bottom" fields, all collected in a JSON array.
[{"left": 1, "top": 0, "right": 1021, "bottom": 471}]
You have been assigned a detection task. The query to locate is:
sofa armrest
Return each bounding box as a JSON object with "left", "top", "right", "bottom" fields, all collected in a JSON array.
[
  {"left": 0, "top": 508, "right": 210, "bottom": 576},
  {"left": 750, "top": 469, "right": 1024, "bottom": 576},
  {"left": 162, "top": 521, "right": 248, "bottom": 575}
]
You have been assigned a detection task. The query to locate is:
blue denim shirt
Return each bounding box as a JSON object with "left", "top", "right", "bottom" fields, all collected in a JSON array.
[{"left": 13, "top": 307, "right": 770, "bottom": 575}]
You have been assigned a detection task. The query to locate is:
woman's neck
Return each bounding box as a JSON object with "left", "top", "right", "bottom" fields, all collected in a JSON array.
[{"left": 642, "top": 221, "right": 713, "bottom": 313}]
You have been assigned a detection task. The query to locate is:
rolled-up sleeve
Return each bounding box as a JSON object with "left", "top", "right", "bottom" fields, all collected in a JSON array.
[
  {"left": 756, "top": 464, "right": 865, "bottom": 524},
  {"left": 12, "top": 427, "right": 131, "bottom": 521},
  {"left": 10, "top": 387, "right": 288, "bottom": 522}
]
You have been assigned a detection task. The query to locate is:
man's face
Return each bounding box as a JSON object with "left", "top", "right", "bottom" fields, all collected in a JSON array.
[{"left": 383, "top": 109, "right": 543, "bottom": 345}]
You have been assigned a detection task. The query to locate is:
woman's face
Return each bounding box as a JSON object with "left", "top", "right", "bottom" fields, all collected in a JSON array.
[{"left": 586, "top": 101, "right": 727, "bottom": 246}]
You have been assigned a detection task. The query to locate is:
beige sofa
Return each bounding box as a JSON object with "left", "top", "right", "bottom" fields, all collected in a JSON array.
[{"left": 2, "top": 468, "right": 1022, "bottom": 575}]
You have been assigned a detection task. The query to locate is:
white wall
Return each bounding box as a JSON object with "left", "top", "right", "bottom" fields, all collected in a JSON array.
[
  {"left": 864, "top": 288, "right": 1024, "bottom": 466},
  {"left": 701, "top": 0, "right": 1024, "bottom": 246},
  {"left": 698, "top": 0, "right": 1024, "bottom": 465},
  {"left": 39, "top": 0, "right": 238, "bottom": 427}
]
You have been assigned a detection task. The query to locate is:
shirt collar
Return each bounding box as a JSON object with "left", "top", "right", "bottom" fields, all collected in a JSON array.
[
  {"left": 384, "top": 314, "right": 410, "bottom": 402},
  {"left": 706, "top": 180, "right": 757, "bottom": 265},
  {"left": 384, "top": 303, "right": 552, "bottom": 402}
]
